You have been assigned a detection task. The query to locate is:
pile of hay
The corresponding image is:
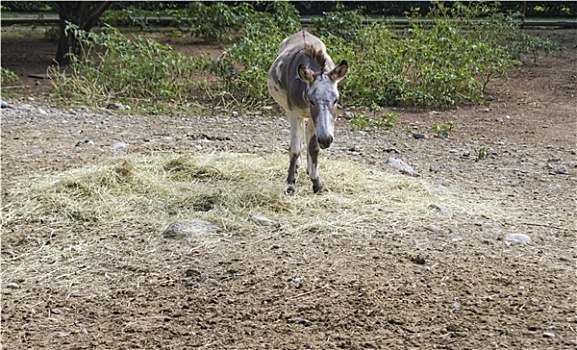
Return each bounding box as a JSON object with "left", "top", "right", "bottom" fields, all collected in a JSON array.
[{"left": 4, "top": 152, "right": 505, "bottom": 235}]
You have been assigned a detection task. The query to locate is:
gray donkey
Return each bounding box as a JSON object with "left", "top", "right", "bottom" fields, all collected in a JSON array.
[{"left": 267, "top": 30, "right": 348, "bottom": 194}]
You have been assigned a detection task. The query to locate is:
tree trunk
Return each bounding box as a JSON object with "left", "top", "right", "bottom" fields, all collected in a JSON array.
[{"left": 49, "top": 1, "right": 113, "bottom": 66}]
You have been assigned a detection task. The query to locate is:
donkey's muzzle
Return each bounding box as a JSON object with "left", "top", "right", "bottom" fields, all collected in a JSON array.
[{"left": 317, "top": 135, "right": 333, "bottom": 149}]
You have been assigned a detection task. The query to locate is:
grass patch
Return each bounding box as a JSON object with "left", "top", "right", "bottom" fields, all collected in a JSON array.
[{"left": 5, "top": 152, "right": 509, "bottom": 238}]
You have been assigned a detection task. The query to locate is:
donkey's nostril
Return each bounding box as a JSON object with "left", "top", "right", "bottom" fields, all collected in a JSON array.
[{"left": 318, "top": 135, "right": 333, "bottom": 149}]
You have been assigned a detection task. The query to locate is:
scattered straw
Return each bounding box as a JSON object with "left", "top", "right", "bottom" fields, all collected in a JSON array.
[{"left": 4, "top": 152, "right": 510, "bottom": 236}]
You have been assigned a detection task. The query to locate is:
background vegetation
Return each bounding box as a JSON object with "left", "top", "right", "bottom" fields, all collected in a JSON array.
[
  {"left": 2, "top": 1, "right": 567, "bottom": 111},
  {"left": 3, "top": 1, "right": 576, "bottom": 18}
]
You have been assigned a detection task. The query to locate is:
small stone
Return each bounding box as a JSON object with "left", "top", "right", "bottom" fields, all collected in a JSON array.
[
  {"left": 36, "top": 108, "right": 47, "bottom": 115},
  {"left": 385, "top": 158, "right": 420, "bottom": 177},
  {"left": 474, "top": 221, "right": 486, "bottom": 227},
  {"left": 383, "top": 148, "right": 401, "bottom": 154},
  {"left": 295, "top": 318, "right": 313, "bottom": 327},
  {"left": 543, "top": 332, "right": 555, "bottom": 338},
  {"left": 448, "top": 149, "right": 459, "bottom": 153},
  {"left": 505, "top": 233, "right": 532, "bottom": 244},
  {"left": 292, "top": 277, "right": 303, "bottom": 285},
  {"left": 107, "top": 102, "right": 125, "bottom": 110},
  {"left": 429, "top": 203, "right": 452, "bottom": 215},
  {"left": 81, "top": 329, "right": 89, "bottom": 335},
  {"left": 555, "top": 166, "right": 568, "bottom": 175},
  {"left": 111, "top": 142, "right": 127, "bottom": 149},
  {"left": 163, "top": 219, "right": 221, "bottom": 239},
  {"left": 6, "top": 282, "right": 20, "bottom": 289},
  {"left": 343, "top": 112, "right": 354, "bottom": 120},
  {"left": 231, "top": 111, "right": 239, "bottom": 118},
  {"left": 18, "top": 104, "right": 33, "bottom": 110},
  {"left": 426, "top": 224, "right": 444, "bottom": 234},
  {"left": 1, "top": 100, "right": 13, "bottom": 108},
  {"left": 412, "top": 133, "right": 427, "bottom": 139},
  {"left": 248, "top": 215, "right": 277, "bottom": 227}
]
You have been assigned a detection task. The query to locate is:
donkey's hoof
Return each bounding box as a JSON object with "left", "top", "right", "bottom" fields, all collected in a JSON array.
[
  {"left": 312, "top": 179, "right": 324, "bottom": 194},
  {"left": 285, "top": 184, "right": 296, "bottom": 195}
]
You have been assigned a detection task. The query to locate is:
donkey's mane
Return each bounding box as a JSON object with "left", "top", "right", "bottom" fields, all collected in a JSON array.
[{"left": 303, "top": 44, "right": 327, "bottom": 72}]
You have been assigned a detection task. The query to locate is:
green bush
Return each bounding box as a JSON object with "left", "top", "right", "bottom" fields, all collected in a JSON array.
[
  {"left": 207, "top": 1, "right": 301, "bottom": 104},
  {"left": 1, "top": 67, "right": 18, "bottom": 87},
  {"left": 102, "top": 2, "right": 256, "bottom": 43},
  {"left": 311, "top": 3, "right": 364, "bottom": 41},
  {"left": 51, "top": 1, "right": 564, "bottom": 110},
  {"left": 50, "top": 23, "right": 206, "bottom": 110}
]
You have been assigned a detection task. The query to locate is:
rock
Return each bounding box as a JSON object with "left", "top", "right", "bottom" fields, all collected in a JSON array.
[
  {"left": 107, "top": 102, "right": 126, "bottom": 110},
  {"left": 163, "top": 219, "right": 221, "bottom": 239},
  {"left": 474, "top": 221, "right": 486, "bottom": 227},
  {"left": 111, "top": 142, "right": 127, "bottom": 149},
  {"left": 18, "top": 104, "right": 33, "bottom": 110},
  {"left": 75, "top": 140, "right": 95, "bottom": 148},
  {"left": 36, "top": 108, "right": 47, "bottom": 115},
  {"left": 412, "top": 132, "right": 428, "bottom": 139},
  {"left": 383, "top": 147, "right": 401, "bottom": 154},
  {"left": 6, "top": 282, "right": 20, "bottom": 289},
  {"left": 231, "top": 111, "right": 239, "bottom": 118},
  {"left": 385, "top": 158, "right": 420, "bottom": 177},
  {"left": 248, "top": 214, "right": 278, "bottom": 227},
  {"left": 342, "top": 111, "right": 354, "bottom": 120},
  {"left": 429, "top": 203, "right": 452, "bottom": 215},
  {"left": 543, "top": 332, "right": 555, "bottom": 338},
  {"left": 295, "top": 318, "right": 313, "bottom": 327},
  {"left": 1, "top": 100, "right": 13, "bottom": 108},
  {"left": 426, "top": 224, "right": 445, "bottom": 234},
  {"left": 555, "top": 166, "right": 568, "bottom": 175},
  {"left": 505, "top": 233, "right": 532, "bottom": 244}
]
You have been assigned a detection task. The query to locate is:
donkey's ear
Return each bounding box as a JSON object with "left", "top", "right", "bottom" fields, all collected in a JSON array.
[
  {"left": 297, "top": 64, "right": 316, "bottom": 84},
  {"left": 328, "top": 60, "right": 348, "bottom": 83}
]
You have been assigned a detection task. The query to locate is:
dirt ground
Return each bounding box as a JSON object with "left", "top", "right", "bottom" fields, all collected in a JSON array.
[{"left": 1, "top": 27, "right": 576, "bottom": 349}]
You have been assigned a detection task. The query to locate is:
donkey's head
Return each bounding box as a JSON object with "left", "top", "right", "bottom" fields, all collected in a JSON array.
[{"left": 297, "top": 61, "right": 348, "bottom": 149}]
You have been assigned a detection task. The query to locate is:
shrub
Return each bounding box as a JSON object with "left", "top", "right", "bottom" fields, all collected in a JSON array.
[
  {"left": 1, "top": 67, "right": 18, "bottom": 86},
  {"left": 207, "top": 1, "right": 301, "bottom": 104},
  {"left": 50, "top": 23, "right": 206, "bottom": 110},
  {"left": 311, "top": 3, "right": 364, "bottom": 41},
  {"left": 51, "top": 2, "right": 564, "bottom": 110}
]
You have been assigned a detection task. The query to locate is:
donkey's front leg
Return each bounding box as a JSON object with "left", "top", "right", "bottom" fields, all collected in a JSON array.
[
  {"left": 306, "top": 120, "right": 323, "bottom": 193},
  {"left": 286, "top": 113, "right": 303, "bottom": 194}
]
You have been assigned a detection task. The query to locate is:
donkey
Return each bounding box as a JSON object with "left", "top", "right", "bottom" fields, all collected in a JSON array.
[{"left": 267, "top": 30, "right": 348, "bottom": 194}]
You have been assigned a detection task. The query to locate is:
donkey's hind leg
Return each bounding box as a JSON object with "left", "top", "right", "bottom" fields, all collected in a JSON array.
[
  {"left": 305, "top": 119, "right": 323, "bottom": 193},
  {"left": 286, "top": 112, "right": 303, "bottom": 194}
]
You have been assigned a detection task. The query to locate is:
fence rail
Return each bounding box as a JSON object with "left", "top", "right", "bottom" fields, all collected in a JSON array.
[{"left": 1, "top": 16, "right": 576, "bottom": 28}]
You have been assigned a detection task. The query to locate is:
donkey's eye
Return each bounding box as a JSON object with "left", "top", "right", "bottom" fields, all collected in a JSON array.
[{"left": 309, "top": 100, "right": 315, "bottom": 106}]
